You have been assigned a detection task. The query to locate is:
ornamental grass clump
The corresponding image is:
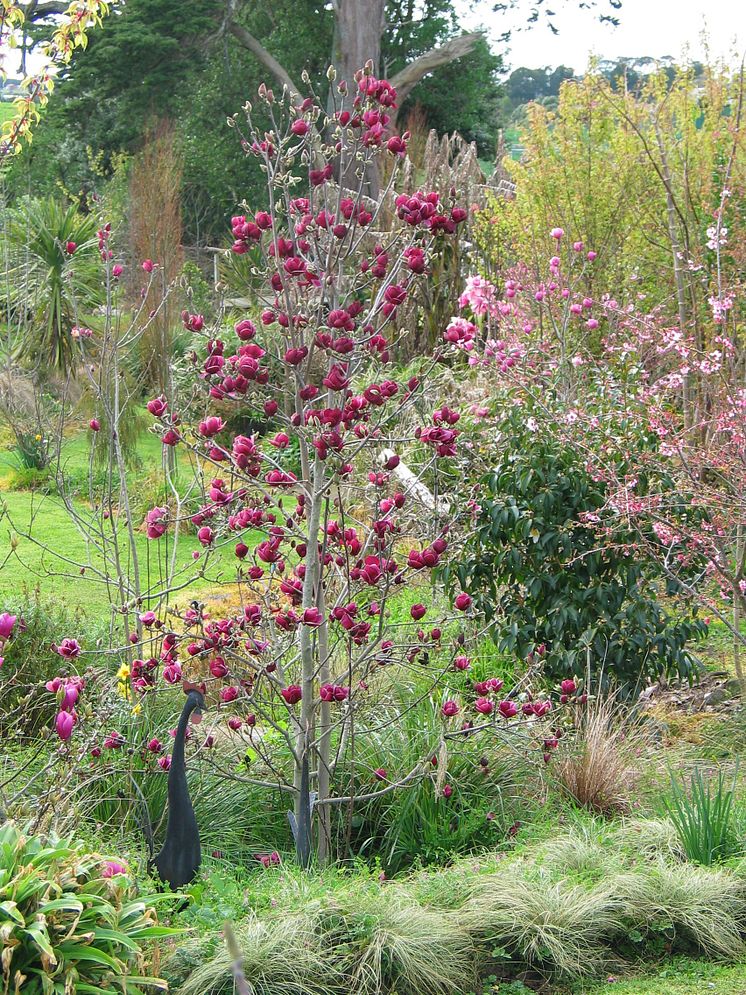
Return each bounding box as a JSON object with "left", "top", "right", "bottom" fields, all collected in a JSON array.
[
  {"left": 0, "top": 821, "right": 175, "bottom": 995},
  {"left": 664, "top": 765, "right": 742, "bottom": 866}
]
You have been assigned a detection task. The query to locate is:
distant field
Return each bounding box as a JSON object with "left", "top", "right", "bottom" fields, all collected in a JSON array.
[{"left": 0, "top": 102, "right": 17, "bottom": 126}]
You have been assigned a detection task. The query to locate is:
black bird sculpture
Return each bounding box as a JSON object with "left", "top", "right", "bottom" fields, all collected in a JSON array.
[{"left": 153, "top": 686, "right": 205, "bottom": 888}]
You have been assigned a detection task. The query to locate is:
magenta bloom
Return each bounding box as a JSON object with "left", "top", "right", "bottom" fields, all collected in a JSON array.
[
  {"left": 443, "top": 784, "right": 453, "bottom": 799},
  {"left": 89, "top": 418, "right": 100, "bottom": 432},
  {"left": 410, "top": 603, "right": 427, "bottom": 620},
  {"left": 102, "top": 860, "right": 127, "bottom": 878},
  {"left": 281, "top": 684, "right": 302, "bottom": 705},
  {"left": 475, "top": 697, "right": 494, "bottom": 715},
  {"left": 142, "top": 259, "right": 154, "bottom": 273},
  {"left": 157, "top": 756, "right": 171, "bottom": 771},
  {"left": 146, "top": 506, "right": 168, "bottom": 539},
  {"left": 442, "top": 699, "right": 460, "bottom": 718},
  {"left": 55, "top": 710, "right": 75, "bottom": 741},
  {"left": 454, "top": 592, "right": 472, "bottom": 611},
  {"left": 498, "top": 700, "right": 518, "bottom": 719},
  {"left": 56, "top": 638, "right": 81, "bottom": 659},
  {"left": 301, "top": 607, "right": 323, "bottom": 627},
  {"left": 139, "top": 610, "right": 157, "bottom": 627},
  {"left": 550, "top": 227, "right": 564, "bottom": 240},
  {"left": 560, "top": 678, "right": 577, "bottom": 695},
  {"left": 0, "top": 613, "right": 17, "bottom": 640}
]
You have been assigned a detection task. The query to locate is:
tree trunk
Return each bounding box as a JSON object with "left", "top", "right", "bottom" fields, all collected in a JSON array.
[{"left": 333, "top": 0, "right": 386, "bottom": 84}]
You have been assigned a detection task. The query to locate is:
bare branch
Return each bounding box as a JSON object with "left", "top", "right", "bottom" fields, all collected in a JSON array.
[
  {"left": 390, "top": 32, "right": 483, "bottom": 106},
  {"left": 228, "top": 21, "right": 302, "bottom": 100}
]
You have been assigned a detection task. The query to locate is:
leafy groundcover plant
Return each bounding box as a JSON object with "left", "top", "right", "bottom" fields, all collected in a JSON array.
[{"left": 0, "top": 821, "right": 177, "bottom": 994}]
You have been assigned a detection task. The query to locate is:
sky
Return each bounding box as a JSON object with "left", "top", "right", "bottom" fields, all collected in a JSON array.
[{"left": 464, "top": 0, "right": 746, "bottom": 72}]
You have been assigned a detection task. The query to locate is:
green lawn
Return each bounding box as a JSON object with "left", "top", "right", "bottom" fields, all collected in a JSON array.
[
  {"left": 0, "top": 428, "right": 246, "bottom": 617},
  {"left": 0, "top": 102, "right": 17, "bottom": 127},
  {"left": 571, "top": 959, "right": 746, "bottom": 994}
]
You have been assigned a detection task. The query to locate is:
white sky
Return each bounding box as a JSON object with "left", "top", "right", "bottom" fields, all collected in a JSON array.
[{"left": 465, "top": 0, "right": 746, "bottom": 72}]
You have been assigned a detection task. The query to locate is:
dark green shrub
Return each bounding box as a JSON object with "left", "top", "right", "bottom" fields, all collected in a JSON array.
[{"left": 452, "top": 408, "right": 707, "bottom": 689}]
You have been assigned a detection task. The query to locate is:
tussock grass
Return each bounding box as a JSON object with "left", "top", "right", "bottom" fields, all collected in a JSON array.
[
  {"left": 553, "top": 694, "right": 642, "bottom": 815},
  {"left": 169, "top": 823, "right": 746, "bottom": 993},
  {"left": 615, "top": 864, "right": 746, "bottom": 958},
  {"left": 179, "top": 912, "right": 341, "bottom": 995},
  {"left": 461, "top": 873, "right": 624, "bottom": 976},
  {"left": 539, "top": 830, "right": 618, "bottom": 882},
  {"left": 612, "top": 817, "right": 687, "bottom": 863}
]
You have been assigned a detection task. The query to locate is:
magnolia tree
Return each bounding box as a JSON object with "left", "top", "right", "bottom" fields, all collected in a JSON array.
[{"left": 6, "top": 66, "right": 574, "bottom": 867}]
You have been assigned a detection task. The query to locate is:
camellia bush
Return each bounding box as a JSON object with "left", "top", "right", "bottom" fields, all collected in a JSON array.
[{"left": 5, "top": 65, "right": 575, "bottom": 869}]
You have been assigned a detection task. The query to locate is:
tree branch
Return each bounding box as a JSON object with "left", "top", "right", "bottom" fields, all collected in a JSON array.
[
  {"left": 228, "top": 21, "right": 302, "bottom": 100},
  {"left": 390, "top": 31, "right": 483, "bottom": 106}
]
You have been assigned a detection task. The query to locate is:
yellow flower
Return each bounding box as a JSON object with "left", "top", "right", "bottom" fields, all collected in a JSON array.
[
  {"left": 34, "top": 434, "right": 41, "bottom": 441},
  {"left": 117, "top": 663, "right": 131, "bottom": 680},
  {"left": 131, "top": 703, "right": 142, "bottom": 715}
]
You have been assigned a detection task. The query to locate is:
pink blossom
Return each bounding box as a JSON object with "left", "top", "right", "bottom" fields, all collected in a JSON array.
[
  {"left": 102, "top": 861, "right": 128, "bottom": 878},
  {"left": 55, "top": 710, "right": 75, "bottom": 741},
  {"left": 0, "top": 613, "right": 17, "bottom": 640},
  {"left": 56, "top": 638, "right": 81, "bottom": 659}
]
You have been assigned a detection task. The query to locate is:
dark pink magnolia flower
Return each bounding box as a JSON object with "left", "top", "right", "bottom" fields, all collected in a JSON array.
[
  {"left": 146, "top": 507, "right": 168, "bottom": 539},
  {"left": 199, "top": 416, "right": 224, "bottom": 437},
  {"left": 60, "top": 683, "right": 79, "bottom": 711},
  {"left": 162, "top": 662, "right": 182, "bottom": 684},
  {"left": 56, "top": 638, "right": 81, "bottom": 659},
  {"left": 374, "top": 768, "right": 388, "bottom": 781},
  {"left": 320, "top": 683, "right": 349, "bottom": 702},
  {"left": 454, "top": 592, "right": 472, "bottom": 611},
  {"left": 161, "top": 428, "right": 181, "bottom": 447},
  {"left": 301, "top": 607, "right": 324, "bottom": 627},
  {"left": 182, "top": 311, "right": 204, "bottom": 332},
  {"left": 442, "top": 784, "right": 453, "bottom": 799},
  {"left": 0, "top": 613, "right": 17, "bottom": 640},
  {"left": 142, "top": 259, "right": 154, "bottom": 273},
  {"left": 560, "top": 679, "right": 577, "bottom": 695},
  {"left": 104, "top": 731, "right": 125, "bottom": 749},
  {"left": 410, "top": 603, "right": 427, "bottom": 620},
  {"left": 89, "top": 418, "right": 100, "bottom": 432},
  {"left": 498, "top": 700, "right": 518, "bottom": 719},
  {"left": 281, "top": 684, "right": 302, "bottom": 705},
  {"left": 197, "top": 526, "right": 214, "bottom": 547},
  {"left": 210, "top": 656, "right": 229, "bottom": 678},
  {"left": 157, "top": 756, "right": 171, "bottom": 771},
  {"left": 102, "top": 860, "right": 128, "bottom": 878},
  {"left": 475, "top": 697, "right": 494, "bottom": 715},
  {"left": 139, "top": 610, "right": 157, "bottom": 627},
  {"left": 66, "top": 241, "right": 77, "bottom": 254},
  {"left": 147, "top": 396, "right": 168, "bottom": 417},
  {"left": 452, "top": 655, "right": 470, "bottom": 671},
  {"left": 220, "top": 686, "right": 239, "bottom": 703},
  {"left": 112, "top": 263, "right": 123, "bottom": 278},
  {"left": 55, "top": 710, "right": 75, "bottom": 741},
  {"left": 147, "top": 737, "right": 163, "bottom": 753},
  {"left": 442, "top": 700, "right": 460, "bottom": 718},
  {"left": 228, "top": 717, "right": 243, "bottom": 731}
]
